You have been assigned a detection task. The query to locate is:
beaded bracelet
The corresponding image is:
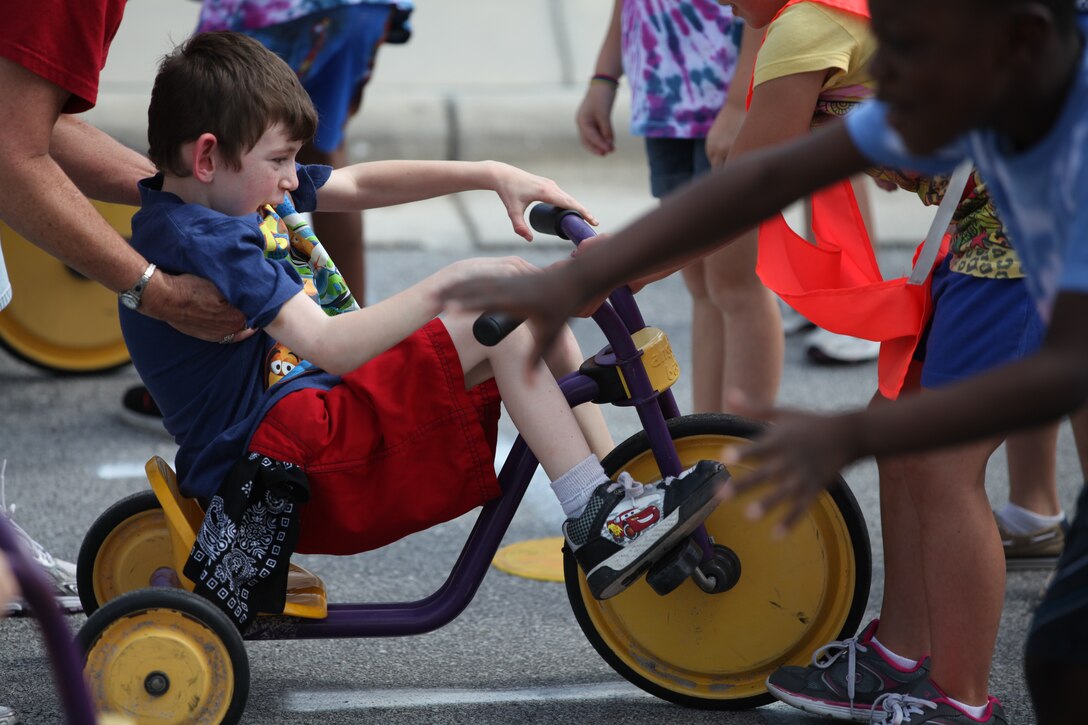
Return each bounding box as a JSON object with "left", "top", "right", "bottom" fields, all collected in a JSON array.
[{"left": 590, "top": 73, "right": 620, "bottom": 88}]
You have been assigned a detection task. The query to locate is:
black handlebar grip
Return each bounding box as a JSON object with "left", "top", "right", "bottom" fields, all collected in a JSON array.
[
  {"left": 529, "top": 203, "right": 584, "bottom": 240},
  {"left": 473, "top": 312, "right": 524, "bottom": 347}
]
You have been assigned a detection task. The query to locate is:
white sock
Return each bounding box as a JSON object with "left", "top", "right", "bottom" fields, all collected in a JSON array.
[
  {"left": 996, "top": 502, "right": 1065, "bottom": 535},
  {"left": 944, "top": 694, "right": 988, "bottom": 719},
  {"left": 550, "top": 455, "right": 609, "bottom": 518},
  {"left": 869, "top": 635, "right": 919, "bottom": 670}
]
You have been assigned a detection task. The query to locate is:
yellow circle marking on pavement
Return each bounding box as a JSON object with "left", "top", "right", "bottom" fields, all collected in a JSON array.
[{"left": 492, "top": 537, "right": 565, "bottom": 582}]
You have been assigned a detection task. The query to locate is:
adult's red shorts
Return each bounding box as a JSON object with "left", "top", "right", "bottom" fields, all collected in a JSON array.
[{"left": 249, "top": 318, "right": 501, "bottom": 555}]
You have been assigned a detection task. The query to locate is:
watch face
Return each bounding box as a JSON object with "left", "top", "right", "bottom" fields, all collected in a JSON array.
[{"left": 120, "top": 292, "right": 139, "bottom": 310}]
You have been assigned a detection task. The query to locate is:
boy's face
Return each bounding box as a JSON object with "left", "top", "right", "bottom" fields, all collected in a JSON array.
[
  {"left": 868, "top": 0, "right": 1012, "bottom": 154},
  {"left": 718, "top": 0, "right": 785, "bottom": 28},
  {"left": 210, "top": 123, "right": 303, "bottom": 217}
]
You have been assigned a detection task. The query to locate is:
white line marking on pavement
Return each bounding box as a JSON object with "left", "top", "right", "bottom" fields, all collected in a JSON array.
[
  {"left": 284, "top": 681, "right": 655, "bottom": 712},
  {"left": 96, "top": 462, "right": 151, "bottom": 479}
]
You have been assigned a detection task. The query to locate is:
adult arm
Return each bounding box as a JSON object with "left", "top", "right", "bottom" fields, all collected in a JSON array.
[
  {"left": 725, "top": 291, "right": 1088, "bottom": 529},
  {"left": 316, "top": 159, "right": 596, "bottom": 240},
  {"left": 0, "top": 57, "right": 245, "bottom": 341},
  {"left": 50, "top": 115, "right": 154, "bottom": 206}
]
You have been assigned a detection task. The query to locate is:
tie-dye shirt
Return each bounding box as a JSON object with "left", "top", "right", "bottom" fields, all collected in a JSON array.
[
  {"left": 198, "top": 0, "right": 405, "bottom": 32},
  {"left": 621, "top": 0, "right": 740, "bottom": 139}
]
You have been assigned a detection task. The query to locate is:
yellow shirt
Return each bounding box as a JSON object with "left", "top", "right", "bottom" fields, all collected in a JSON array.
[{"left": 753, "top": 3, "right": 876, "bottom": 104}]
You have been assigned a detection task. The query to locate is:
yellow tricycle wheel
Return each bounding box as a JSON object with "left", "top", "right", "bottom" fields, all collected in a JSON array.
[
  {"left": 565, "top": 413, "right": 871, "bottom": 710},
  {"left": 77, "top": 491, "right": 175, "bottom": 616},
  {"left": 79, "top": 588, "right": 249, "bottom": 725},
  {"left": 0, "top": 201, "right": 134, "bottom": 373}
]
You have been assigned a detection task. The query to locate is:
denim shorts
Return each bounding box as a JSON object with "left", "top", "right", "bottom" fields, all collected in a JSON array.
[
  {"left": 644, "top": 137, "right": 711, "bottom": 199},
  {"left": 246, "top": 4, "right": 394, "bottom": 153},
  {"left": 915, "top": 257, "right": 1046, "bottom": 389}
]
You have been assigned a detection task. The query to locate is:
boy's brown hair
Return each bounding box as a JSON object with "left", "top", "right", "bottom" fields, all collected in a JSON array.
[{"left": 148, "top": 31, "right": 318, "bottom": 176}]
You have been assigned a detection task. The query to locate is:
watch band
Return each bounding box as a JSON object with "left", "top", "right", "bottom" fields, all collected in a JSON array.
[{"left": 120, "top": 262, "right": 157, "bottom": 310}]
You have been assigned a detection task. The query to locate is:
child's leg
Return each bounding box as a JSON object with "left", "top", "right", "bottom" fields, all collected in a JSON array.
[
  {"left": 702, "top": 231, "right": 784, "bottom": 410},
  {"left": 873, "top": 453, "right": 931, "bottom": 658},
  {"left": 532, "top": 321, "right": 614, "bottom": 459},
  {"left": 443, "top": 311, "right": 593, "bottom": 480},
  {"left": 893, "top": 435, "right": 1005, "bottom": 706},
  {"left": 1005, "top": 424, "right": 1063, "bottom": 516},
  {"left": 441, "top": 310, "right": 727, "bottom": 600},
  {"left": 680, "top": 259, "right": 726, "bottom": 413}
]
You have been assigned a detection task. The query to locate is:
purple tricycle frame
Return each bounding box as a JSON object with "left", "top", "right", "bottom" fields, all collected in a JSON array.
[
  {"left": 245, "top": 209, "right": 706, "bottom": 642},
  {"left": 0, "top": 517, "right": 98, "bottom": 723}
]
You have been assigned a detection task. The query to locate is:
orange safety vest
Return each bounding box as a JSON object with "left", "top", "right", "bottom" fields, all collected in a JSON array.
[{"left": 749, "top": 0, "right": 945, "bottom": 399}]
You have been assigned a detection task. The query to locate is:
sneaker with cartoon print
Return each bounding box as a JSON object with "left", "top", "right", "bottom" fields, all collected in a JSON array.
[{"left": 562, "top": 460, "right": 728, "bottom": 600}]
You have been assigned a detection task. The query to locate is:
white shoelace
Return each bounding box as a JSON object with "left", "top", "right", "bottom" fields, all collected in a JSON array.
[
  {"left": 811, "top": 635, "right": 868, "bottom": 708},
  {"left": 869, "top": 693, "right": 937, "bottom": 725},
  {"left": 606, "top": 471, "right": 646, "bottom": 502}
]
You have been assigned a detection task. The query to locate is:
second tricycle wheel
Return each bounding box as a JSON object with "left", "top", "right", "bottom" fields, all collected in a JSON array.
[
  {"left": 78, "top": 588, "right": 249, "bottom": 725},
  {"left": 77, "top": 491, "right": 174, "bottom": 615},
  {"left": 565, "top": 413, "right": 871, "bottom": 710}
]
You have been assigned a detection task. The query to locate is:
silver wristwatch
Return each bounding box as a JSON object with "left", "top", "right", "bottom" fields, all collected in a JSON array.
[{"left": 119, "top": 263, "right": 157, "bottom": 311}]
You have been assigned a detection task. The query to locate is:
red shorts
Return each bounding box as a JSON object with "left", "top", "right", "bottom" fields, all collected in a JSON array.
[{"left": 249, "top": 319, "right": 501, "bottom": 555}]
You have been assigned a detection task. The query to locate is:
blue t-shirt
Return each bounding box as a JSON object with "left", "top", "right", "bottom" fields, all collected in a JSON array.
[
  {"left": 845, "top": 28, "right": 1088, "bottom": 323},
  {"left": 121, "top": 164, "right": 336, "bottom": 499}
]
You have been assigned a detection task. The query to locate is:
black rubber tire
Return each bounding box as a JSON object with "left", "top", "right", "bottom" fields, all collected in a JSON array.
[{"left": 77, "top": 491, "right": 169, "bottom": 615}]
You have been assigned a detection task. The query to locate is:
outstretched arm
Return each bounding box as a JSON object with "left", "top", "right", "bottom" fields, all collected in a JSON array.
[
  {"left": 724, "top": 291, "right": 1088, "bottom": 531},
  {"left": 265, "top": 256, "right": 538, "bottom": 375},
  {"left": 0, "top": 57, "right": 246, "bottom": 342},
  {"left": 442, "top": 122, "right": 870, "bottom": 359},
  {"left": 316, "top": 159, "right": 597, "bottom": 240}
]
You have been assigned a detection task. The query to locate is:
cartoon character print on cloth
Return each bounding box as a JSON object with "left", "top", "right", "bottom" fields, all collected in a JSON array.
[{"left": 259, "top": 194, "right": 360, "bottom": 389}]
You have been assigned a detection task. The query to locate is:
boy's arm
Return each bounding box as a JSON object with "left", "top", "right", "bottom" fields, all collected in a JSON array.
[
  {"left": 443, "top": 122, "right": 870, "bottom": 358},
  {"left": 725, "top": 291, "right": 1088, "bottom": 531},
  {"left": 315, "top": 159, "right": 596, "bottom": 240},
  {"left": 265, "top": 256, "right": 538, "bottom": 375}
]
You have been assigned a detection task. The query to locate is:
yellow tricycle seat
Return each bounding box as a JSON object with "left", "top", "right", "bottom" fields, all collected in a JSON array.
[{"left": 144, "top": 456, "right": 328, "bottom": 620}]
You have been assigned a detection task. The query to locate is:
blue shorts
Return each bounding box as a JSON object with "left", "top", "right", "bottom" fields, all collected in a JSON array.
[
  {"left": 247, "top": 4, "right": 394, "bottom": 153},
  {"left": 644, "top": 138, "right": 711, "bottom": 199},
  {"left": 915, "top": 258, "right": 1046, "bottom": 389}
]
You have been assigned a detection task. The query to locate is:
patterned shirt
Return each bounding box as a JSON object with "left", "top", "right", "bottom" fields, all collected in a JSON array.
[{"left": 621, "top": 0, "right": 739, "bottom": 138}]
